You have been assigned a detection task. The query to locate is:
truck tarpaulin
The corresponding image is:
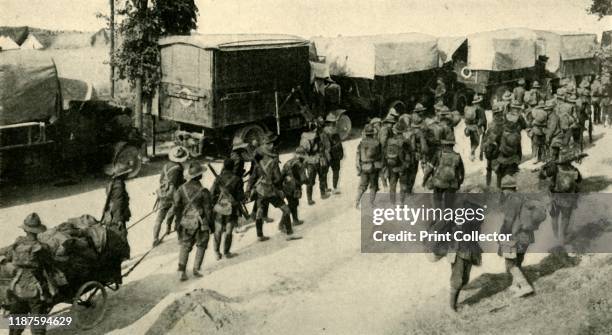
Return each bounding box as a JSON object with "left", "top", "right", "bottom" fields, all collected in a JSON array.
[
  {"left": 534, "top": 30, "right": 598, "bottom": 77},
  {"left": 466, "top": 28, "right": 538, "bottom": 71},
  {"left": 312, "top": 33, "right": 439, "bottom": 79},
  {"left": 0, "top": 51, "right": 60, "bottom": 126}
]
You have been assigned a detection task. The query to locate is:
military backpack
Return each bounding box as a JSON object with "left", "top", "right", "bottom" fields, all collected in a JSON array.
[
  {"left": 432, "top": 151, "right": 460, "bottom": 189},
  {"left": 555, "top": 168, "right": 579, "bottom": 193}
]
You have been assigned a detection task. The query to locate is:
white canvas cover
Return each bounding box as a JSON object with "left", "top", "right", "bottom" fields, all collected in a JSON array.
[
  {"left": 0, "top": 36, "right": 19, "bottom": 51},
  {"left": 311, "top": 33, "right": 439, "bottom": 79},
  {"left": 20, "top": 34, "right": 44, "bottom": 50},
  {"left": 466, "top": 28, "right": 538, "bottom": 71},
  {"left": 437, "top": 36, "right": 466, "bottom": 65},
  {"left": 534, "top": 30, "right": 598, "bottom": 74}
]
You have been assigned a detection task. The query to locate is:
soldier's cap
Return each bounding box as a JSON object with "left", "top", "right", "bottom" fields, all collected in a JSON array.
[
  {"left": 392, "top": 122, "right": 406, "bottom": 134},
  {"left": 383, "top": 114, "right": 397, "bottom": 124},
  {"left": 580, "top": 88, "right": 590, "bottom": 96},
  {"left": 510, "top": 100, "right": 524, "bottom": 109},
  {"left": 502, "top": 91, "right": 513, "bottom": 101},
  {"left": 491, "top": 103, "right": 504, "bottom": 114},
  {"left": 413, "top": 103, "right": 426, "bottom": 113},
  {"left": 537, "top": 99, "right": 545, "bottom": 107},
  {"left": 184, "top": 162, "right": 206, "bottom": 180},
  {"left": 364, "top": 124, "right": 376, "bottom": 135},
  {"left": 505, "top": 110, "right": 520, "bottom": 123},
  {"left": 556, "top": 87, "right": 566, "bottom": 97},
  {"left": 388, "top": 107, "right": 400, "bottom": 117},
  {"left": 369, "top": 117, "right": 382, "bottom": 125},
  {"left": 22, "top": 213, "right": 47, "bottom": 234},
  {"left": 434, "top": 101, "right": 446, "bottom": 110},
  {"left": 501, "top": 174, "right": 517, "bottom": 189},
  {"left": 168, "top": 146, "right": 189, "bottom": 163},
  {"left": 262, "top": 132, "right": 278, "bottom": 144},
  {"left": 544, "top": 99, "right": 556, "bottom": 110},
  {"left": 232, "top": 137, "right": 250, "bottom": 151},
  {"left": 532, "top": 81, "right": 540, "bottom": 88},
  {"left": 472, "top": 94, "right": 483, "bottom": 104},
  {"left": 518, "top": 78, "right": 526, "bottom": 85},
  {"left": 567, "top": 94, "right": 579, "bottom": 103},
  {"left": 106, "top": 162, "right": 134, "bottom": 178},
  {"left": 325, "top": 113, "right": 338, "bottom": 122},
  {"left": 295, "top": 146, "right": 307, "bottom": 156}
]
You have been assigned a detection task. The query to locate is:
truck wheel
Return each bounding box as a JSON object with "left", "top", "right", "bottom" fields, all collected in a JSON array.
[
  {"left": 336, "top": 114, "right": 352, "bottom": 140},
  {"left": 453, "top": 92, "right": 469, "bottom": 114},
  {"left": 234, "top": 124, "right": 265, "bottom": 147}
]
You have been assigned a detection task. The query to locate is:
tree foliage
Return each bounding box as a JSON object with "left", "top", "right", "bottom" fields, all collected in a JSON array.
[
  {"left": 587, "top": 0, "right": 612, "bottom": 19},
  {"left": 112, "top": 0, "right": 198, "bottom": 97}
]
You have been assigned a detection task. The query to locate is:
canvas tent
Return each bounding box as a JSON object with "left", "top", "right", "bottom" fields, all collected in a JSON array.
[
  {"left": 0, "top": 51, "right": 60, "bottom": 125},
  {"left": 0, "top": 36, "right": 19, "bottom": 51},
  {"left": 311, "top": 33, "right": 439, "bottom": 79},
  {"left": 465, "top": 28, "right": 539, "bottom": 72},
  {"left": 534, "top": 30, "right": 599, "bottom": 77},
  {"left": 20, "top": 33, "right": 44, "bottom": 50}
]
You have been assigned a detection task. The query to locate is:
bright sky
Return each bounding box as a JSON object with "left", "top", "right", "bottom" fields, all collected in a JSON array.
[{"left": 0, "top": 0, "right": 610, "bottom": 38}]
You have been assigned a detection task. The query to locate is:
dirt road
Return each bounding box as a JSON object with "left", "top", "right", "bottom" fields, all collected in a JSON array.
[{"left": 2, "top": 117, "right": 612, "bottom": 334}]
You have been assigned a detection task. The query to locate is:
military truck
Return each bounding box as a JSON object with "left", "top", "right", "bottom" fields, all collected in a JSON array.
[
  {"left": 443, "top": 28, "right": 549, "bottom": 108},
  {"left": 0, "top": 51, "right": 143, "bottom": 183},
  {"left": 311, "top": 33, "right": 460, "bottom": 118},
  {"left": 158, "top": 34, "right": 338, "bottom": 157}
]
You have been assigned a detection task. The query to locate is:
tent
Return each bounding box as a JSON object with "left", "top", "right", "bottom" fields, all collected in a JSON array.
[
  {"left": 465, "top": 28, "right": 539, "bottom": 71},
  {"left": 0, "top": 36, "right": 19, "bottom": 51},
  {"left": 20, "top": 33, "right": 44, "bottom": 50},
  {"left": 0, "top": 51, "right": 60, "bottom": 125},
  {"left": 311, "top": 33, "right": 439, "bottom": 79}
]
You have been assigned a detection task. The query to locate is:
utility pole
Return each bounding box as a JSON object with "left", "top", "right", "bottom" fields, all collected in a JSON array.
[
  {"left": 109, "top": 0, "right": 115, "bottom": 98},
  {"left": 134, "top": 0, "right": 147, "bottom": 132}
]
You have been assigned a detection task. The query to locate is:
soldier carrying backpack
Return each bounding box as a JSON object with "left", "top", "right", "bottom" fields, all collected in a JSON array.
[
  {"left": 211, "top": 159, "right": 244, "bottom": 260},
  {"left": 404, "top": 104, "right": 429, "bottom": 193},
  {"left": 430, "top": 137, "right": 464, "bottom": 196},
  {"left": 355, "top": 124, "right": 383, "bottom": 208},
  {"left": 300, "top": 118, "right": 331, "bottom": 205},
  {"left": 528, "top": 100, "right": 551, "bottom": 162},
  {"left": 153, "top": 146, "right": 187, "bottom": 247},
  {"left": 538, "top": 148, "right": 583, "bottom": 250},
  {"left": 384, "top": 122, "right": 410, "bottom": 204},
  {"left": 463, "top": 94, "right": 487, "bottom": 161}
]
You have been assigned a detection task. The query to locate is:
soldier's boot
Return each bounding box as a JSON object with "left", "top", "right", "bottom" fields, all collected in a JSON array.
[
  {"left": 262, "top": 204, "right": 273, "bottom": 223},
  {"left": 551, "top": 215, "right": 559, "bottom": 240},
  {"left": 306, "top": 186, "right": 315, "bottom": 205},
  {"left": 449, "top": 288, "right": 460, "bottom": 311},
  {"left": 193, "top": 248, "right": 205, "bottom": 278},
  {"left": 177, "top": 248, "right": 189, "bottom": 281},
  {"left": 485, "top": 167, "right": 492, "bottom": 187},
  {"left": 509, "top": 266, "right": 534, "bottom": 297},
  {"left": 470, "top": 146, "right": 476, "bottom": 161},
  {"left": 290, "top": 206, "right": 303, "bottom": 225},
  {"left": 369, "top": 191, "right": 377, "bottom": 206},
  {"left": 213, "top": 231, "right": 223, "bottom": 260},
  {"left": 389, "top": 192, "right": 396, "bottom": 205}
]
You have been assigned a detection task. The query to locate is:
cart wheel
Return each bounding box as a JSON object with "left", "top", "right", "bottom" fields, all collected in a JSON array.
[
  {"left": 336, "top": 114, "right": 352, "bottom": 140},
  {"left": 72, "top": 281, "right": 107, "bottom": 330},
  {"left": 235, "top": 124, "right": 265, "bottom": 147},
  {"left": 114, "top": 145, "right": 142, "bottom": 178},
  {"left": 387, "top": 100, "right": 407, "bottom": 116}
]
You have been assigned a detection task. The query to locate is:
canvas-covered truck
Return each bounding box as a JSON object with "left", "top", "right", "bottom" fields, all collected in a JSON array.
[
  {"left": 0, "top": 51, "right": 143, "bottom": 183},
  {"left": 311, "top": 33, "right": 464, "bottom": 118},
  {"left": 158, "top": 34, "right": 332, "bottom": 156},
  {"left": 445, "top": 28, "right": 549, "bottom": 108}
]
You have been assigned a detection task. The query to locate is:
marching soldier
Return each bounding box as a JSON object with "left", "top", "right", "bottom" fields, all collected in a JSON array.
[
  {"left": 463, "top": 94, "right": 487, "bottom": 161},
  {"left": 538, "top": 148, "right": 583, "bottom": 249},
  {"left": 430, "top": 137, "right": 464, "bottom": 204},
  {"left": 524, "top": 81, "right": 542, "bottom": 108},
  {"left": 174, "top": 162, "right": 213, "bottom": 281},
  {"left": 404, "top": 104, "right": 429, "bottom": 193},
  {"left": 578, "top": 88, "right": 593, "bottom": 145},
  {"left": 495, "top": 113, "right": 522, "bottom": 189},
  {"left": 384, "top": 121, "right": 409, "bottom": 204},
  {"left": 247, "top": 138, "right": 273, "bottom": 224},
  {"left": 211, "top": 159, "right": 244, "bottom": 260},
  {"left": 323, "top": 113, "right": 344, "bottom": 194},
  {"left": 448, "top": 193, "right": 483, "bottom": 311},
  {"left": 545, "top": 96, "right": 564, "bottom": 162},
  {"left": 153, "top": 146, "right": 187, "bottom": 247},
  {"left": 561, "top": 93, "right": 580, "bottom": 151},
  {"left": 481, "top": 104, "right": 505, "bottom": 187},
  {"left": 1, "top": 213, "right": 53, "bottom": 335},
  {"left": 513, "top": 78, "right": 527, "bottom": 105},
  {"left": 379, "top": 114, "right": 397, "bottom": 188},
  {"left": 300, "top": 118, "right": 331, "bottom": 205},
  {"left": 591, "top": 75, "right": 603, "bottom": 125},
  {"left": 498, "top": 174, "right": 536, "bottom": 298},
  {"left": 355, "top": 124, "right": 382, "bottom": 208},
  {"left": 282, "top": 147, "right": 308, "bottom": 226},
  {"left": 500, "top": 90, "right": 513, "bottom": 113},
  {"left": 527, "top": 100, "right": 551, "bottom": 162},
  {"left": 369, "top": 117, "right": 383, "bottom": 138},
  {"left": 102, "top": 162, "right": 133, "bottom": 238},
  {"left": 430, "top": 77, "right": 447, "bottom": 104},
  {"left": 248, "top": 133, "right": 300, "bottom": 241},
  {"left": 603, "top": 91, "right": 612, "bottom": 127}
]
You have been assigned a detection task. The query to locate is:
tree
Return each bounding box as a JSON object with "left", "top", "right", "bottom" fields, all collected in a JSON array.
[
  {"left": 587, "top": 0, "right": 612, "bottom": 19},
  {"left": 111, "top": 0, "right": 198, "bottom": 130}
]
